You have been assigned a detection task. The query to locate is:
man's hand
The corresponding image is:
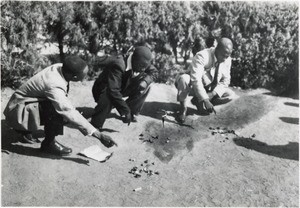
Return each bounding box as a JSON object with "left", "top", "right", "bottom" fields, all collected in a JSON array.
[
  {"left": 124, "top": 113, "right": 132, "bottom": 126},
  {"left": 138, "top": 81, "right": 148, "bottom": 92},
  {"left": 92, "top": 130, "right": 118, "bottom": 148},
  {"left": 203, "top": 99, "right": 215, "bottom": 114}
]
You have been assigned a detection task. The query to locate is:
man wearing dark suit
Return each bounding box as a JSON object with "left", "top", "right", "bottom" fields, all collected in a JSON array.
[{"left": 91, "top": 46, "right": 158, "bottom": 129}]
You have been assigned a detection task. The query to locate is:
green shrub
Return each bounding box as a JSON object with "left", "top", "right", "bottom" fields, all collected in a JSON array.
[{"left": 1, "top": 1, "right": 298, "bottom": 96}]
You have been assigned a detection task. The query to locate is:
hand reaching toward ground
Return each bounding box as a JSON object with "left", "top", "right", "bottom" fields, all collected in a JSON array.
[{"left": 92, "top": 130, "right": 118, "bottom": 148}]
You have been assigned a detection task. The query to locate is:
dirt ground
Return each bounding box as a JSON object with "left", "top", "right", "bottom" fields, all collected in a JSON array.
[{"left": 1, "top": 81, "right": 299, "bottom": 207}]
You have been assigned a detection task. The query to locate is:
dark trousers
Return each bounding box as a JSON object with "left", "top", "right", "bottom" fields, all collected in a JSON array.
[
  {"left": 39, "top": 101, "right": 64, "bottom": 144},
  {"left": 91, "top": 80, "right": 151, "bottom": 129}
]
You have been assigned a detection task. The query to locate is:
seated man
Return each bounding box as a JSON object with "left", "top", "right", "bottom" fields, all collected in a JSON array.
[
  {"left": 4, "top": 56, "right": 117, "bottom": 156},
  {"left": 175, "top": 37, "right": 238, "bottom": 123},
  {"left": 91, "top": 46, "right": 158, "bottom": 128}
]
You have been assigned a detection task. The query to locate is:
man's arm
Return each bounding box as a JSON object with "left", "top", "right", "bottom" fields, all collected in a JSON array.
[
  {"left": 106, "top": 64, "right": 131, "bottom": 116},
  {"left": 45, "top": 87, "right": 118, "bottom": 147},
  {"left": 143, "top": 65, "right": 159, "bottom": 85},
  {"left": 45, "top": 86, "right": 97, "bottom": 136},
  {"left": 189, "top": 53, "right": 209, "bottom": 101}
]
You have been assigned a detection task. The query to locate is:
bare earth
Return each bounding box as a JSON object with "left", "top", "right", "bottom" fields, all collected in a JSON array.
[{"left": 1, "top": 81, "right": 299, "bottom": 207}]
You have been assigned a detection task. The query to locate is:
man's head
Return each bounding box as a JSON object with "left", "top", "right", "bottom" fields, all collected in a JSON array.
[
  {"left": 62, "top": 56, "right": 88, "bottom": 81},
  {"left": 215, "top": 38, "right": 233, "bottom": 63},
  {"left": 131, "top": 46, "right": 153, "bottom": 72}
]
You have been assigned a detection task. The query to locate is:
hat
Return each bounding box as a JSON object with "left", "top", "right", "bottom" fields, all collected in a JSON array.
[
  {"left": 131, "top": 46, "right": 153, "bottom": 72},
  {"left": 62, "top": 56, "right": 87, "bottom": 76}
]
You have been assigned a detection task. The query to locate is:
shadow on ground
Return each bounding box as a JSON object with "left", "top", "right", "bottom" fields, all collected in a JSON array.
[
  {"left": 1, "top": 120, "right": 89, "bottom": 165},
  {"left": 233, "top": 137, "right": 299, "bottom": 161},
  {"left": 284, "top": 102, "right": 299, "bottom": 107},
  {"left": 194, "top": 94, "right": 274, "bottom": 129},
  {"left": 141, "top": 94, "right": 276, "bottom": 163},
  {"left": 140, "top": 120, "right": 205, "bottom": 163},
  {"left": 263, "top": 91, "right": 299, "bottom": 100},
  {"left": 279, "top": 117, "right": 299, "bottom": 125}
]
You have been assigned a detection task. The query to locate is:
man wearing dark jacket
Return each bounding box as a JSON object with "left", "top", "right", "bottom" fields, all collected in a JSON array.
[{"left": 91, "top": 46, "right": 158, "bottom": 128}]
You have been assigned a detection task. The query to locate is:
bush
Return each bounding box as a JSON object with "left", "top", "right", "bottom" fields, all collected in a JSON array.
[
  {"left": 1, "top": 48, "right": 51, "bottom": 88},
  {"left": 1, "top": 1, "right": 298, "bottom": 96},
  {"left": 214, "top": 2, "right": 299, "bottom": 94}
]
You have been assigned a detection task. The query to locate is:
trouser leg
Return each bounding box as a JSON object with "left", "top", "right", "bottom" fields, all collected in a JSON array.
[
  {"left": 175, "top": 74, "right": 192, "bottom": 122},
  {"left": 122, "top": 77, "right": 151, "bottom": 115},
  {"left": 175, "top": 74, "right": 191, "bottom": 102},
  {"left": 39, "top": 100, "right": 64, "bottom": 145},
  {"left": 125, "top": 86, "right": 150, "bottom": 115},
  {"left": 91, "top": 90, "right": 113, "bottom": 129}
]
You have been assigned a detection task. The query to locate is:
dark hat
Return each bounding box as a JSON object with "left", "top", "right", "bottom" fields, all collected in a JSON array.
[
  {"left": 132, "top": 46, "right": 153, "bottom": 72},
  {"left": 62, "top": 56, "right": 87, "bottom": 76}
]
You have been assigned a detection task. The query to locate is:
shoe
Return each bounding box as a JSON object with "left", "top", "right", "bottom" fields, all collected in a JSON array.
[
  {"left": 20, "top": 133, "right": 41, "bottom": 144},
  {"left": 40, "top": 140, "right": 72, "bottom": 156},
  {"left": 178, "top": 111, "right": 187, "bottom": 123},
  {"left": 211, "top": 97, "right": 232, "bottom": 106},
  {"left": 178, "top": 105, "right": 187, "bottom": 123},
  {"left": 191, "top": 97, "right": 209, "bottom": 115}
]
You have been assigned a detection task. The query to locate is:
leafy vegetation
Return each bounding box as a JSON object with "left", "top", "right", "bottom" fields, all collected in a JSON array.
[{"left": 1, "top": 1, "right": 298, "bottom": 95}]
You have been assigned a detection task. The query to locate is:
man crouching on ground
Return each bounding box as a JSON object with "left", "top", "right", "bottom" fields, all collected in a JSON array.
[
  {"left": 91, "top": 46, "right": 158, "bottom": 129},
  {"left": 4, "top": 56, "right": 117, "bottom": 156},
  {"left": 175, "top": 37, "right": 238, "bottom": 123}
]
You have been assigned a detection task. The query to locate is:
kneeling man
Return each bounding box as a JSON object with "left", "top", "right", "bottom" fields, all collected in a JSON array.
[
  {"left": 91, "top": 46, "right": 158, "bottom": 128},
  {"left": 175, "top": 38, "right": 237, "bottom": 123}
]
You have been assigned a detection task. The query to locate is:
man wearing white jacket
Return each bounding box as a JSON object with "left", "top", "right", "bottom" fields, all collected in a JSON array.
[{"left": 175, "top": 38, "right": 237, "bottom": 123}]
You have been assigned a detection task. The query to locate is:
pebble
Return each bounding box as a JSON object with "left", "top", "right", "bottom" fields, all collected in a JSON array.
[{"left": 133, "top": 187, "right": 142, "bottom": 192}]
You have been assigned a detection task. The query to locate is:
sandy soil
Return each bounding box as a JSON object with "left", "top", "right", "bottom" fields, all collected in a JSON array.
[{"left": 1, "top": 81, "right": 299, "bottom": 207}]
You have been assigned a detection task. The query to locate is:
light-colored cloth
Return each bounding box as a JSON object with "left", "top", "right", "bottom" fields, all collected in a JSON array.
[
  {"left": 175, "top": 73, "right": 236, "bottom": 102},
  {"left": 178, "top": 47, "right": 232, "bottom": 101},
  {"left": 4, "top": 64, "right": 97, "bottom": 136},
  {"left": 125, "top": 52, "right": 140, "bottom": 78}
]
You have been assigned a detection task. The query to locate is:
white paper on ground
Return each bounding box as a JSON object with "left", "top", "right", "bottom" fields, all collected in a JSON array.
[{"left": 79, "top": 145, "right": 113, "bottom": 162}]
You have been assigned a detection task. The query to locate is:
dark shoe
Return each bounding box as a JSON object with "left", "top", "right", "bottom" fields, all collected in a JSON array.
[
  {"left": 178, "top": 111, "right": 187, "bottom": 123},
  {"left": 20, "top": 133, "right": 41, "bottom": 144},
  {"left": 191, "top": 97, "right": 209, "bottom": 115},
  {"left": 211, "top": 97, "right": 232, "bottom": 106},
  {"left": 178, "top": 105, "right": 187, "bottom": 123},
  {"left": 40, "top": 140, "right": 72, "bottom": 156}
]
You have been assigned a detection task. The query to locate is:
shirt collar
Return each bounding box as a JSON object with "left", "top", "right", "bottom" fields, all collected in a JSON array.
[
  {"left": 213, "top": 48, "right": 218, "bottom": 65},
  {"left": 57, "top": 64, "right": 69, "bottom": 86},
  {"left": 125, "top": 53, "right": 133, "bottom": 71}
]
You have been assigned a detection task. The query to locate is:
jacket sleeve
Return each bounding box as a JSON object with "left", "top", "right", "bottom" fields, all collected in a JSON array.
[
  {"left": 189, "top": 53, "right": 209, "bottom": 101},
  {"left": 45, "top": 86, "right": 97, "bottom": 136},
  {"left": 107, "top": 64, "right": 131, "bottom": 116},
  {"left": 213, "top": 58, "right": 232, "bottom": 97},
  {"left": 143, "top": 65, "right": 159, "bottom": 85}
]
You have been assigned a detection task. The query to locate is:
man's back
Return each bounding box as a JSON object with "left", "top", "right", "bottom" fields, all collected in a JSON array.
[{"left": 15, "top": 63, "right": 67, "bottom": 99}]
